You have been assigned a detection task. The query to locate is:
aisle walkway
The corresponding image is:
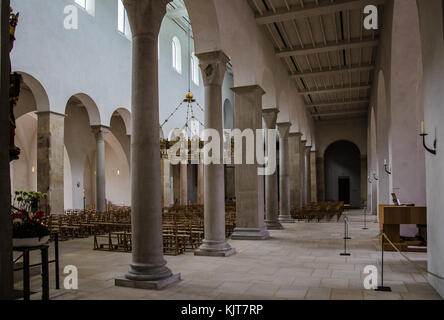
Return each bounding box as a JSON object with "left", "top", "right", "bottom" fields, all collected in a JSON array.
[{"left": 16, "top": 210, "right": 441, "bottom": 300}]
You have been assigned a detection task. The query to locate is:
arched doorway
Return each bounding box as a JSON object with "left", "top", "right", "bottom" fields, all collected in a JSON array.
[{"left": 324, "top": 141, "right": 361, "bottom": 208}]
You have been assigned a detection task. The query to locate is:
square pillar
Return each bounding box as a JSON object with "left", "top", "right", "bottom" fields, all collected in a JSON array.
[
  {"left": 310, "top": 150, "right": 317, "bottom": 203},
  {"left": 305, "top": 146, "right": 312, "bottom": 203},
  {"left": 231, "top": 85, "right": 269, "bottom": 240},
  {"left": 262, "top": 108, "right": 283, "bottom": 230},
  {"left": 277, "top": 122, "right": 293, "bottom": 222},
  {"left": 161, "top": 158, "right": 171, "bottom": 208},
  {"left": 300, "top": 139, "right": 307, "bottom": 205},
  {"left": 180, "top": 162, "right": 187, "bottom": 205},
  {"left": 316, "top": 157, "right": 325, "bottom": 202},
  {"left": 288, "top": 133, "right": 302, "bottom": 210},
  {"left": 37, "top": 111, "right": 65, "bottom": 215}
]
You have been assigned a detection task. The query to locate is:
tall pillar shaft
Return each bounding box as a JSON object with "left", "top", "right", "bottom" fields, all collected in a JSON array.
[
  {"left": 116, "top": 0, "right": 179, "bottom": 290},
  {"left": 305, "top": 146, "right": 312, "bottom": 203},
  {"left": 288, "top": 133, "right": 302, "bottom": 210},
  {"left": 92, "top": 126, "right": 108, "bottom": 213},
  {"left": 300, "top": 140, "right": 307, "bottom": 205},
  {"left": 197, "top": 161, "right": 204, "bottom": 205},
  {"left": 262, "top": 108, "right": 283, "bottom": 230},
  {"left": 231, "top": 85, "right": 270, "bottom": 240},
  {"left": 360, "top": 156, "right": 367, "bottom": 208},
  {"left": 316, "top": 157, "right": 325, "bottom": 202},
  {"left": 37, "top": 111, "right": 65, "bottom": 215},
  {"left": 180, "top": 162, "right": 187, "bottom": 205},
  {"left": 161, "top": 158, "right": 171, "bottom": 208},
  {"left": 0, "top": 0, "right": 13, "bottom": 299},
  {"left": 310, "top": 151, "right": 317, "bottom": 203},
  {"left": 194, "top": 51, "right": 234, "bottom": 257},
  {"left": 277, "top": 123, "right": 293, "bottom": 222}
]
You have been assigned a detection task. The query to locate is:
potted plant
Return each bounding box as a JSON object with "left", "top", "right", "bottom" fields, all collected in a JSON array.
[{"left": 11, "top": 191, "right": 50, "bottom": 247}]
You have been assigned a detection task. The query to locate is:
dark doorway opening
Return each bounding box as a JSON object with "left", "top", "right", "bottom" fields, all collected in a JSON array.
[{"left": 338, "top": 177, "right": 350, "bottom": 204}]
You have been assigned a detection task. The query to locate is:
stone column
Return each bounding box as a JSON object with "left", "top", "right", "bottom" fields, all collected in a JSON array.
[
  {"left": 197, "top": 161, "right": 204, "bottom": 205},
  {"left": 262, "top": 108, "right": 283, "bottom": 230},
  {"left": 305, "top": 146, "right": 312, "bottom": 203},
  {"left": 180, "top": 162, "right": 187, "bottom": 205},
  {"left": 37, "top": 111, "right": 65, "bottom": 215},
  {"left": 0, "top": 0, "right": 13, "bottom": 299},
  {"left": 115, "top": 0, "right": 180, "bottom": 290},
  {"left": 225, "top": 165, "right": 235, "bottom": 200},
  {"left": 172, "top": 165, "right": 180, "bottom": 204},
  {"left": 194, "top": 51, "right": 234, "bottom": 257},
  {"left": 310, "top": 150, "right": 317, "bottom": 203},
  {"left": 92, "top": 125, "right": 108, "bottom": 213},
  {"left": 231, "top": 85, "right": 270, "bottom": 240},
  {"left": 288, "top": 133, "right": 302, "bottom": 210},
  {"left": 300, "top": 139, "right": 307, "bottom": 205},
  {"left": 360, "top": 155, "right": 367, "bottom": 208},
  {"left": 161, "top": 158, "right": 171, "bottom": 208},
  {"left": 316, "top": 157, "right": 325, "bottom": 202},
  {"left": 277, "top": 122, "right": 293, "bottom": 222}
]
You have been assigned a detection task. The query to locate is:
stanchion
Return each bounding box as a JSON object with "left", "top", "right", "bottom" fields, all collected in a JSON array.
[
  {"left": 362, "top": 209, "right": 368, "bottom": 230},
  {"left": 344, "top": 217, "right": 351, "bottom": 240},
  {"left": 340, "top": 217, "right": 351, "bottom": 256},
  {"left": 375, "top": 230, "right": 392, "bottom": 292}
]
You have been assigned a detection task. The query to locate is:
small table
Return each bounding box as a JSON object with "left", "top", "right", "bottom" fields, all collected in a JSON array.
[{"left": 13, "top": 245, "right": 50, "bottom": 301}]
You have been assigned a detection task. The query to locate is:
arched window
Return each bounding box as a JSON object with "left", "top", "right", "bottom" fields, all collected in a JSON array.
[
  {"left": 191, "top": 53, "right": 199, "bottom": 86},
  {"left": 117, "top": 0, "right": 131, "bottom": 38},
  {"left": 172, "top": 37, "right": 182, "bottom": 74},
  {"left": 75, "top": 0, "right": 95, "bottom": 15}
]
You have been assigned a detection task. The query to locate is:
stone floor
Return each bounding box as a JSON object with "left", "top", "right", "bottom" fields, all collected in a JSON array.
[{"left": 15, "top": 209, "right": 442, "bottom": 300}]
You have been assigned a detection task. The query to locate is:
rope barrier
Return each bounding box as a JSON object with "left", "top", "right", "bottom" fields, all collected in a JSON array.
[{"left": 380, "top": 231, "right": 444, "bottom": 281}]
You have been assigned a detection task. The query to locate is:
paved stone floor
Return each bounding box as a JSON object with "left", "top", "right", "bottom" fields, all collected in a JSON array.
[{"left": 15, "top": 210, "right": 442, "bottom": 300}]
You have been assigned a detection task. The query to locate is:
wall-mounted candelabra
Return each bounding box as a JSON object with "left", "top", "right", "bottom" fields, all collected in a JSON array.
[
  {"left": 420, "top": 121, "right": 437, "bottom": 155},
  {"left": 384, "top": 159, "right": 392, "bottom": 175}
]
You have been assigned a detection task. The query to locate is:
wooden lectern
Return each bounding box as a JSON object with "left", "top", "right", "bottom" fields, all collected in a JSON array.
[{"left": 378, "top": 205, "right": 427, "bottom": 252}]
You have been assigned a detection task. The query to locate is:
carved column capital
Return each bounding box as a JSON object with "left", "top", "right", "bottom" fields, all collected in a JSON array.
[
  {"left": 91, "top": 125, "right": 110, "bottom": 140},
  {"left": 196, "top": 51, "right": 229, "bottom": 87},
  {"left": 262, "top": 108, "right": 279, "bottom": 129},
  {"left": 277, "top": 122, "right": 291, "bottom": 139},
  {"left": 123, "top": 0, "right": 168, "bottom": 38}
]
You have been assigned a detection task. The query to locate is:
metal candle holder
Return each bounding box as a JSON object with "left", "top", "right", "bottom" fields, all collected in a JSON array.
[{"left": 420, "top": 133, "right": 437, "bottom": 155}]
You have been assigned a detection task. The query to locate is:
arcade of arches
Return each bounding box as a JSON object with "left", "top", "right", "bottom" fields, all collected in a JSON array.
[{"left": 1, "top": 0, "right": 444, "bottom": 300}]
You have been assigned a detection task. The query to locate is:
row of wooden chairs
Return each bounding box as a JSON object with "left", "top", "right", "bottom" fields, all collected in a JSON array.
[{"left": 291, "top": 201, "right": 345, "bottom": 222}]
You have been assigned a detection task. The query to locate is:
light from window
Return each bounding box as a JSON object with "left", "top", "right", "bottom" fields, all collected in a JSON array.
[
  {"left": 118, "top": 0, "right": 131, "bottom": 38},
  {"left": 172, "top": 37, "right": 182, "bottom": 74},
  {"left": 191, "top": 53, "right": 199, "bottom": 86},
  {"left": 75, "top": 0, "right": 86, "bottom": 8},
  {"left": 75, "top": 0, "right": 94, "bottom": 15}
]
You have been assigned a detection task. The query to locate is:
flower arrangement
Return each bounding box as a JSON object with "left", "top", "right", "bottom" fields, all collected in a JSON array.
[
  {"left": 13, "top": 190, "right": 47, "bottom": 213},
  {"left": 12, "top": 191, "right": 49, "bottom": 240}
]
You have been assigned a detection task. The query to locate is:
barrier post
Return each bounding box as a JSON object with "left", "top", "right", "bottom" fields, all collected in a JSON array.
[
  {"left": 340, "top": 218, "right": 351, "bottom": 256},
  {"left": 375, "top": 231, "right": 392, "bottom": 292}
]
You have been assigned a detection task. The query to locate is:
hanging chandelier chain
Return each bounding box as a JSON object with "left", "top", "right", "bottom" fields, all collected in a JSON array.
[
  {"left": 159, "top": 20, "right": 205, "bottom": 137},
  {"left": 160, "top": 101, "right": 185, "bottom": 128}
]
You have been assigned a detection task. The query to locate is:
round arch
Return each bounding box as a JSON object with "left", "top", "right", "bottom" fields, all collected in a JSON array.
[
  {"left": 68, "top": 93, "right": 101, "bottom": 126},
  {"left": 16, "top": 72, "right": 50, "bottom": 114},
  {"left": 324, "top": 140, "right": 362, "bottom": 208},
  {"left": 112, "top": 107, "right": 132, "bottom": 135}
]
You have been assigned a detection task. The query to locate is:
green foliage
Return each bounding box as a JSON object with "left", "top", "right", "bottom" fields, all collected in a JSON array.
[{"left": 11, "top": 191, "right": 49, "bottom": 239}]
